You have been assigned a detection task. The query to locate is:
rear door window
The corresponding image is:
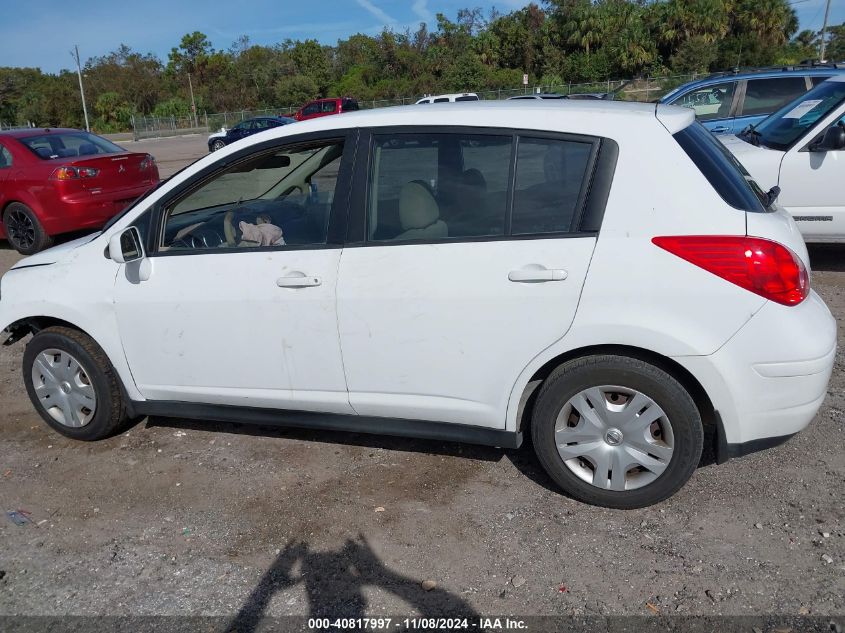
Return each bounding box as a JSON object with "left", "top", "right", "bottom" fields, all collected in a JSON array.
[
  {"left": 512, "top": 138, "right": 593, "bottom": 234},
  {"left": 741, "top": 77, "right": 808, "bottom": 116},
  {"left": 671, "top": 82, "right": 736, "bottom": 121},
  {"left": 322, "top": 101, "right": 338, "bottom": 113},
  {"left": 673, "top": 122, "right": 766, "bottom": 212}
]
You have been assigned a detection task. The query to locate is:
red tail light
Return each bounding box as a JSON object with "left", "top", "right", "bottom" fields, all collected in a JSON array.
[
  {"left": 652, "top": 235, "right": 809, "bottom": 306},
  {"left": 139, "top": 155, "right": 155, "bottom": 170},
  {"left": 50, "top": 166, "right": 99, "bottom": 180}
]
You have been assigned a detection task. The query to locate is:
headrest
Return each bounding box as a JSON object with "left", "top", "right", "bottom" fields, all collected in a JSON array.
[
  {"left": 78, "top": 143, "right": 98, "bottom": 156},
  {"left": 399, "top": 180, "right": 440, "bottom": 230}
]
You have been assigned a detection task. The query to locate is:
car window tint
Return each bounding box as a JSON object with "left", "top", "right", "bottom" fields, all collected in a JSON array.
[
  {"left": 512, "top": 138, "right": 592, "bottom": 235},
  {"left": 162, "top": 141, "right": 344, "bottom": 251},
  {"left": 671, "top": 81, "right": 735, "bottom": 121},
  {"left": 322, "top": 101, "right": 338, "bottom": 113},
  {"left": 455, "top": 95, "right": 479, "bottom": 102},
  {"left": 674, "top": 122, "right": 766, "bottom": 212},
  {"left": 433, "top": 98, "right": 449, "bottom": 103},
  {"left": 0, "top": 145, "right": 11, "bottom": 168},
  {"left": 342, "top": 99, "right": 359, "bottom": 111},
  {"left": 252, "top": 120, "right": 269, "bottom": 130},
  {"left": 302, "top": 103, "right": 320, "bottom": 116},
  {"left": 742, "top": 77, "right": 808, "bottom": 116},
  {"left": 368, "top": 133, "right": 510, "bottom": 242},
  {"left": 811, "top": 76, "right": 831, "bottom": 87}
]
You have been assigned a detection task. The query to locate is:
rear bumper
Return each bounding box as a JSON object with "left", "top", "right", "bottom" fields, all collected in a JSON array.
[
  {"left": 676, "top": 290, "right": 836, "bottom": 451},
  {"left": 40, "top": 182, "right": 155, "bottom": 236}
]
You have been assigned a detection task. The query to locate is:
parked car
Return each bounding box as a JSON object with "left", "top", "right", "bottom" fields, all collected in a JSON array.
[
  {"left": 718, "top": 74, "right": 845, "bottom": 242},
  {"left": 207, "top": 116, "right": 294, "bottom": 152},
  {"left": 508, "top": 93, "right": 611, "bottom": 101},
  {"left": 0, "top": 102, "right": 834, "bottom": 508},
  {"left": 293, "top": 98, "right": 359, "bottom": 122},
  {"left": 207, "top": 126, "right": 227, "bottom": 151},
  {"left": 0, "top": 128, "right": 159, "bottom": 255},
  {"left": 508, "top": 93, "right": 566, "bottom": 100},
  {"left": 660, "top": 65, "right": 845, "bottom": 134},
  {"left": 416, "top": 93, "right": 479, "bottom": 104}
]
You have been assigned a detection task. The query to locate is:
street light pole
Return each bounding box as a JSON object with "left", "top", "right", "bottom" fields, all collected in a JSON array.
[
  {"left": 71, "top": 45, "right": 90, "bottom": 132},
  {"left": 188, "top": 73, "right": 198, "bottom": 128},
  {"left": 819, "top": 0, "right": 832, "bottom": 61}
]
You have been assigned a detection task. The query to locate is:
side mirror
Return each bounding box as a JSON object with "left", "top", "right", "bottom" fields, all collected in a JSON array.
[
  {"left": 810, "top": 125, "right": 845, "bottom": 152},
  {"left": 108, "top": 226, "right": 144, "bottom": 264}
]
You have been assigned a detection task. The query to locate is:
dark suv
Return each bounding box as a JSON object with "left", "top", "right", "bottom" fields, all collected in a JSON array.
[{"left": 660, "top": 65, "right": 845, "bottom": 134}]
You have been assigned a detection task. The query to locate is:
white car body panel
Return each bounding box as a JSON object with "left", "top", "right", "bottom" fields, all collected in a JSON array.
[
  {"left": 718, "top": 79, "right": 845, "bottom": 242},
  {"left": 0, "top": 100, "right": 835, "bottom": 458}
]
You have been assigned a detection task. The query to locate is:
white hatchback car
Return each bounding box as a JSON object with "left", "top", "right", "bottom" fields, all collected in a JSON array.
[
  {"left": 719, "top": 75, "right": 845, "bottom": 242},
  {"left": 0, "top": 102, "right": 835, "bottom": 508}
]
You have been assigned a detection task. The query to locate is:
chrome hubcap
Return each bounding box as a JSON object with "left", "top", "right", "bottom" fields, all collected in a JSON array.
[
  {"left": 30, "top": 349, "right": 97, "bottom": 428},
  {"left": 555, "top": 385, "right": 674, "bottom": 491}
]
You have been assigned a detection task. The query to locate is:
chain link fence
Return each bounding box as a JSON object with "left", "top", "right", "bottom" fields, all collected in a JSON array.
[{"left": 130, "top": 73, "right": 702, "bottom": 140}]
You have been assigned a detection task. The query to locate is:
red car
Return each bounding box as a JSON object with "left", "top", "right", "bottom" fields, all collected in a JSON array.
[
  {"left": 0, "top": 128, "right": 159, "bottom": 254},
  {"left": 293, "top": 97, "right": 359, "bottom": 121}
]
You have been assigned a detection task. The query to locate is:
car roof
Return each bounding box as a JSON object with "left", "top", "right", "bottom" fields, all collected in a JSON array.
[
  {"left": 673, "top": 67, "right": 845, "bottom": 91},
  {"left": 252, "top": 100, "right": 693, "bottom": 136},
  {"left": 0, "top": 127, "right": 89, "bottom": 139}
]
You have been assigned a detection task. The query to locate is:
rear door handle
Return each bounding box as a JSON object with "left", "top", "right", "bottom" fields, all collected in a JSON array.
[
  {"left": 508, "top": 267, "right": 568, "bottom": 283},
  {"left": 277, "top": 272, "right": 321, "bottom": 288},
  {"left": 710, "top": 126, "right": 730, "bottom": 133}
]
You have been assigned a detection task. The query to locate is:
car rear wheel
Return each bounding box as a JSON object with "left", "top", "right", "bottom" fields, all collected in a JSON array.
[
  {"left": 4, "top": 202, "right": 52, "bottom": 255},
  {"left": 531, "top": 355, "right": 703, "bottom": 509},
  {"left": 23, "top": 327, "right": 130, "bottom": 441},
  {"left": 211, "top": 139, "right": 226, "bottom": 151}
]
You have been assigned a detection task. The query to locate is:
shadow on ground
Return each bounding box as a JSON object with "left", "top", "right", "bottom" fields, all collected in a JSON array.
[
  {"left": 225, "top": 535, "right": 479, "bottom": 632},
  {"left": 808, "top": 244, "right": 845, "bottom": 272}
]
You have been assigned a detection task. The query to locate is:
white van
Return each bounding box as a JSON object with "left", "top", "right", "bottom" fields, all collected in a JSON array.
[
  {"left": 719, "top": 75, "right": 845, "bottom": 242},
  {"left": 415, "top": 93, "right": 480, "bottom": 104}
]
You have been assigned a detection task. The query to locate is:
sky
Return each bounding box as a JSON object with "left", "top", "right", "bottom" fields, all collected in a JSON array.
[{"left": 0, "top": 0, "right": 842, "bottom": 74}]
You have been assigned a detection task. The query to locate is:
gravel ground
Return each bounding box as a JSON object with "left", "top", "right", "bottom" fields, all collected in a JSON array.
[{"left": 0, "top": 137, "right": 842, "bottom": 625}]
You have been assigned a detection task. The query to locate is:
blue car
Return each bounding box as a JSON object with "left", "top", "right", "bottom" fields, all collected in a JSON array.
[
  {"left": 208, "top": 116, "right": 295, "bottom": 152},
  {"left": 660, "top": 65, "right": 845, "bottom": 134}
]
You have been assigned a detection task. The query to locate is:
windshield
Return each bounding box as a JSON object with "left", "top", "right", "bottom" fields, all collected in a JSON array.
[{"left": 753, "top": 79, "right": 845, "bottom": 150}]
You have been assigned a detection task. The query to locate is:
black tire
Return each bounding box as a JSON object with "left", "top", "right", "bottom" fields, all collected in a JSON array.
[
  {"left": 3, "top": 202, "right": 52, "bottom": 255},
  {"left": 531, "top": 355, "right": 703, "bottom": 509},
  {"left": 211, "top": 139, "right": 226, "bottom": 151},
  {"left": 23, "top": 327, "right": 130, "bottom": 441}
]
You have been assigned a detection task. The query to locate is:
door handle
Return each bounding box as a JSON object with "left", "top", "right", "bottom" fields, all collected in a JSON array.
[
  {"left": 711, "top": 126, "right": 730, "bottom": 133},
  {"left": 277, "top": 272, "right": 321, "bottom": 288},
  {"left": 508, "top": 267, "right": 568, "bottom": 283}
]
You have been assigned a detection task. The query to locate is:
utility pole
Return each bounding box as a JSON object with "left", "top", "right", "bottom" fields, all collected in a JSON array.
[
  {"left": 187, "top": 73, "right": 198, "bottom": 128},
  {"left": 71, "top": 45, "right": 90, "bottom": 132},
  {"left": 819, "top": 0, "right": 832, "bottom": 61}
]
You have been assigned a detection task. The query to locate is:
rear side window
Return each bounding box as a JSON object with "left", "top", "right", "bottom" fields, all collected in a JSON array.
[
  {"left": 342, "top": 99, "right": 359, "bottom": 111},
  {"left": 512, "top": 138, "right": 592, "bottom": 234},
  {"left": 674, "top": 122, "right": 766, "bottom": 212},
  {"left": 455, "top": 95, "right": 479, "bottom": 102},
  {"left": 322, "top": 101, "right": 338, "bottom": 113},
  {"left": 741, "top": 77, "right": 807, "bottom": 116}
]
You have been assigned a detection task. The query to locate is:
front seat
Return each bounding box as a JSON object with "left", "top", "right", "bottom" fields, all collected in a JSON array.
[{"left": 395, "top": 181, "right": 448, "bottom": 241}]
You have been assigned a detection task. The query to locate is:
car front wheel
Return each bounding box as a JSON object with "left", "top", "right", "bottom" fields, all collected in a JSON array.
[
  {"left": 531, "top": 355, "right": 703, "bottom": 509},
  {"left": 211, "top": 139, "right": 226, "bottom": 151},
  {"left": 23, "top": 326, "right": 130, "bottom": 441}
]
